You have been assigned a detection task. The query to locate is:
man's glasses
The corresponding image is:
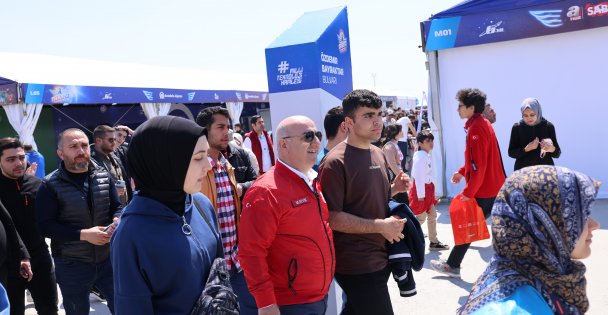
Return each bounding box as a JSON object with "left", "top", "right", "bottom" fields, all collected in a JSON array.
[{"left": 282, "top": 130, "right": 323, "bottom": 143}]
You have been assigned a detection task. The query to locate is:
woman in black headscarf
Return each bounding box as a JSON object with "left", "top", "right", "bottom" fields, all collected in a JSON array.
[
  {"left": 508, "top": 98, "right": 561, "bottom": 171},
  {"left": 111, "top": 116, "right": 219, "bottom": 314}
]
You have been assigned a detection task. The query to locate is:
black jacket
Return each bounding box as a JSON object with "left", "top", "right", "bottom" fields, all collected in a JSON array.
[
  {"left": 90, "top": 145, "right": 133, "bottom": 202},
  {"left": 0, "top": 200, "right": 30, "bottom": 278},
  {"left": 0, "top": 173, "right": 47, "bottom": 254},
  {"left": 508, "top": 118, "right": 561, "bottom": 171},
  {"left": 37, "top": 163, "right": 122, "bottom": 263},
  {"left": 225, "top": 143, "right": 257, "bottom": 196}
]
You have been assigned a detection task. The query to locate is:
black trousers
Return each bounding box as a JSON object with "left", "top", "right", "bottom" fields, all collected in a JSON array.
[
  {"left": 397, "top": 141, "right": 409, "bottom": 171},
  {"left": 446, "top": 197, "right": 496, "bottom": 269},
  {"left": 335, "top": 266, "right": 394, "bottom": 315},
  {"left": 7, "top": 250, "right": 58, "bottom": 315}
]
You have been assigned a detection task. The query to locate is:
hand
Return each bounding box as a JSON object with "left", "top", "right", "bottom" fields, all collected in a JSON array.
[
  {"left": 26, "top": 162, "right": 38, "bottom": 176},
  {"left": 376, "top": 217, "right": 406, "bottom": 243},
  {"left": 540, "top": 139, "right": 555, "bottom": 153},
  {"left": 116, "top": 187, "right": 126, "bottom": 197},
  {"left": 236, "top": 184, "right": 243, "bottom": 198},
  {"left": 391, "top": 172, "right": 410, "bottom": 195},
  {"left": 451, "top": 172, "right": 463, "bottom": 184},
  {"left": 19, "top": 259, "right": 33, "bottom": 282},
  {"left": 258, "top": 304, "right": 280, "bottom": 315},
  {"left": 525, "top": 138, "right": 540, "bottom": 152},
  {"left": 80, "top": 227, "right": 111, "bottom": 245}
]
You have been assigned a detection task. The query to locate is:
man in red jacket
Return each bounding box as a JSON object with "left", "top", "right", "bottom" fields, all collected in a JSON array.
[
  {"left": 243, "top": 115, "right": 275, "bottom": 174},
  {"left": 431, "top": 88, "right": 506, "bottom": 278},
  {"left": 239, "top": 116, "right": 334, "bottom": 315}
]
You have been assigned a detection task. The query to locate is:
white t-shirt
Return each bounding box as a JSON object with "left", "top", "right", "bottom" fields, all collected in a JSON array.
[
  {"left": 396, "top": 117, "right": 410, "bottom": 142},
  {"left": 411, "top": 150, "right": 434, "bottom": 198}
]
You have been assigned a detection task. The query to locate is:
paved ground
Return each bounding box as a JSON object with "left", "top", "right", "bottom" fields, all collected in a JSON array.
[{"left": 26, "top": 199, "right": 608, "bottom": 314}]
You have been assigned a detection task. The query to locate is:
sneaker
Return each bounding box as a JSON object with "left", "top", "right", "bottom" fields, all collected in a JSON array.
[
  {"left": 430, "top": 259, "right": 461, "bottom": 278},
  {"left": 429, "top": 241, "right": 450, "bottom": 251},
  {"left": 90, "top": 286, "right": 106, "bottom": 302}
]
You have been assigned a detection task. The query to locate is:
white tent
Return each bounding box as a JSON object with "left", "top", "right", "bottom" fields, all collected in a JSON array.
[{"left": 422, "top": 1, "right": 608, "bottom": 198}]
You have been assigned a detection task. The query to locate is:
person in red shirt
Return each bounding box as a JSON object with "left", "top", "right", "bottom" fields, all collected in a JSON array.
[
  {"left": 431, "top": 88, "right": 506, "bottom": 278},
  {"left": 238, "top": 116, "right": 334, "bottom": 315}
]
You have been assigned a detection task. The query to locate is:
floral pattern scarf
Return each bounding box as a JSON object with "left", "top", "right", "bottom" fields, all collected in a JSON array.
[{"left": 459, "top": 165, "right": 600, "bottom": 315}]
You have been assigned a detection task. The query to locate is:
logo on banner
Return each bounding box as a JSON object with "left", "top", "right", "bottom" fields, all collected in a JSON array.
[
  {"left": 586, "top": 2, "right": 608, "bottom": 16},
  {"left": 479, "top": 21, "right": 504, "bottom": 37},
  {"left": 102, "top": 92, "right": 113, "bottom": 100},
  {"left": 262, "top": 93, "right": 267, "bottom": 100},
  {"left": 187, "top": 92, "right": 196, "bottom": 101},
  {"left": 567, "top": 6, "right": 584, "bottom": 20},
  {"left": 143, "top": 90, "right": 154, "bottom": 101},
  {"left": 159, "top": 92, "right": 165, "bottom": 100},
  {"left": 235, "top": 92, "right": 242, "bottom": 101},
  {"left": 337, "top": 29, "right": 348, "bottom": 54},
  {"left": 29, "top": 90, "right": 40, "bottom": 96},
  {"left": 277, "top": 61, "right": 289, "bottom": 74},
  {"left": 529, "top": 10, "right": 564, "bottom": 27},
  {"left": 50, "top": 86, "right": 77, "bottom": 103},
  {"left": 275, "top": 61, "right": 304, "bottom": 86},
  {"left": 214, "top": 93, "right": 219, "bottom": 100},
  {"left": 245, "top": 93, "right": 259, "bottom": 100}
]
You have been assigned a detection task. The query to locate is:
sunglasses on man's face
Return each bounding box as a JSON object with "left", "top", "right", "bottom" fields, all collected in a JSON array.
[{"left": 282, "top": 130, "right": 323, "bottom": 143}]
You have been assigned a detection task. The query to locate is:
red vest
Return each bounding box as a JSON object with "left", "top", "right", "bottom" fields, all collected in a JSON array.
[{"left": 245, "top": 130, "right": 275, "bottom": 172}]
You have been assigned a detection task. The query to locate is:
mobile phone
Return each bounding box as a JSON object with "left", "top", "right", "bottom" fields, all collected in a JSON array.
[
  {"left": 103, "top": 222, "right": 116, "bottom": 232},
  {"left": 115, "top": 180, "right": 126, "bottom": 189}
]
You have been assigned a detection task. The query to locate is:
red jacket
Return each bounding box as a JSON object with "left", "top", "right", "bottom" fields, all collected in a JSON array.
[
  {"left": 458, "top": 114, "right": 506, "bottom": 198},
  {"left": 238, "top": 162, "right": 335, "bottom": 308}
]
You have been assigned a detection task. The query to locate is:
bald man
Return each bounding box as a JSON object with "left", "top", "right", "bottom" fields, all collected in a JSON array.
[{"left": 238, "top": 116, "right": 335, "bottom": 315}]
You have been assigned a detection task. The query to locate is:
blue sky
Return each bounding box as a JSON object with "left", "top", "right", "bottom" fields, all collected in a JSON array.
[{"left": 1, "top": 0, "right": 462, "bottom": 98}]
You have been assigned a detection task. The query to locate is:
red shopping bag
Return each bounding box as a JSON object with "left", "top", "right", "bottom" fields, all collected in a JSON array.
[{"left": 449, "top": 194, "right": 490, "bottom": 245}]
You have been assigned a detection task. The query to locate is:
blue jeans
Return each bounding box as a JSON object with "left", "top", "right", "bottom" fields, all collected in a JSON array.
[
  {"left": 54, "top": 256, "right": 114, "bottom": 315},
  {"left": 230, "top": 270, "right": 257, "bottom": 315},
  {"left": 279, "top": 296, "right": 328, "bottom": 315}
]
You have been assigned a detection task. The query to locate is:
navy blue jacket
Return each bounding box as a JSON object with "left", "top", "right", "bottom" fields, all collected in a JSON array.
[{"left": 111, "top": 193, "right": 219, "bottom": 315}]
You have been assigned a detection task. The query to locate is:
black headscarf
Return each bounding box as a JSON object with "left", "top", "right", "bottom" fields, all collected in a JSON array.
[{"left": 127, "top": 116, "right": 205, "bottom": 216}]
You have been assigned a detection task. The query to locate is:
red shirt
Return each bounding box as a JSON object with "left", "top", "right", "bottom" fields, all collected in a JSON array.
[{"left": 458, "top": 114, "right": 506, "bottom": 198}]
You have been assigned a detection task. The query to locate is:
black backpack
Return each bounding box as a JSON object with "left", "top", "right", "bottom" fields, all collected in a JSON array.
[{"left": 191, "top": 199, "right": 240, "bottom": 315}]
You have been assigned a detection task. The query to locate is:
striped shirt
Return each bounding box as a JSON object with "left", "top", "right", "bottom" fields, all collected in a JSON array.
[{"left": 211, "top": 155, "right": 240, "bottom": 272}]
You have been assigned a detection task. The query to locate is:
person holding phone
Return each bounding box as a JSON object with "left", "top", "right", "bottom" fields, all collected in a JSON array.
[
  {"left": 508, "top": 98, "right": 561, "bottom": 171},
  {"left": 91, "top": 125, "right": 132, "bottom": 206}
]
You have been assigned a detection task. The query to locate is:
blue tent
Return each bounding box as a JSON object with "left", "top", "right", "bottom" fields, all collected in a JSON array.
[{"left": 422, "top": 0, "right": 608, "bottom": 51}]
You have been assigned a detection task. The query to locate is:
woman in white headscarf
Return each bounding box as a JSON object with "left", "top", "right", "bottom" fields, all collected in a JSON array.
[{"left": 508, "top": 98, "right": 561, "bottom": 171}]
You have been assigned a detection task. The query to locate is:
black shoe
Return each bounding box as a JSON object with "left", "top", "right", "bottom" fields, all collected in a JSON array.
[{"left": 429, "top": 241, "right": 450, "bottom": 251}]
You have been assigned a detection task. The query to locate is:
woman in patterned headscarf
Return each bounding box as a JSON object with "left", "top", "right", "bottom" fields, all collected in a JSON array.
[
  {"left": 460, "top": 165, "right": 600, "bottom": 315},
  {"left": 508, "top": 98, "right": 561, "bottom": 171}
]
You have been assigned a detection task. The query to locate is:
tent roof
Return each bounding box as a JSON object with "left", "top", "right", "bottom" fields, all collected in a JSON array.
[
  {"left": 431, "top": 0, "right": 561, "bottom": 19},
  {"left": 0, "top": 52, "right": 267, "bottom": 92},
  {"left": 267, "top": 6, "right": 345, "bottom": 48}
]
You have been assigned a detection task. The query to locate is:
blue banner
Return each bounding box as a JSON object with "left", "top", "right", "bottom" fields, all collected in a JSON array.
[
  {"left": 266, "top": 6, "right": 353, "bottom": 99},
  {"left": 22, "top": 83, "right": 268, "bottom": 104},
  {"left": 423, "top": 0, "right": 608, "bottom": 51}
]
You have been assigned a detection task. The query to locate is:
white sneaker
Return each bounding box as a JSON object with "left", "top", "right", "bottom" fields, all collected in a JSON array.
[{"left": 430, "top": 259, "right": 461, "bottom": 278}]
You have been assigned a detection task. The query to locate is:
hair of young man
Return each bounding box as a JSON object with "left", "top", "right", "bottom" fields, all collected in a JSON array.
[
  {"left": 342, "top": 89, "right": 382, "bottom": 119},
  {"left": 0, "top": 137, "right": 23, "bottom": 157},
  {"left": 323, "top": 106, "right": 344, "bottom": 140},
  {"left": 456, "top": 88, "right": 487, "bottom": 113},
  {"left": 93, "top": 125, "right": 115, "bottom": 141},
  {"left": 416, "top": 131, "right": 434, "bottom": 144},
  {"left": 384, "top": 124, "right": 402, "bottom": 143},
  {"left": 234, "top": 123, "right": 242, "bottom": 128},
  {"left": 114, "top": 125, "right": 132, "bottom": 135},
  {"left": 196, "top": 106, "right": 230, "bottom": 129},
  {"left": 250, "top": 115, "right": 262, "bottom": 127},
  {"left": 57, "top": 128, "right": 86, "bottom": 149}
]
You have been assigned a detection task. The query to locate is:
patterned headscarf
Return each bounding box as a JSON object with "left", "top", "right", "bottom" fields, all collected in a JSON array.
[
  {"left": 459, "top": 165, "right": 600, "bottom": 315},
  {"left": 520, "top": 98, "right": 543, "bottom": 126}
]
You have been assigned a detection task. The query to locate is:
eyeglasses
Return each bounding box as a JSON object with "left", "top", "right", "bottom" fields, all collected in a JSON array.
[{"left": 282, "top": 130, "right": 323, "bottom": 143}]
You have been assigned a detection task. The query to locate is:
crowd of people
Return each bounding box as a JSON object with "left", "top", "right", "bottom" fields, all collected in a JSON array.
[{"left": 0, "top": 87, "right": 600, "bottom": 315}]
